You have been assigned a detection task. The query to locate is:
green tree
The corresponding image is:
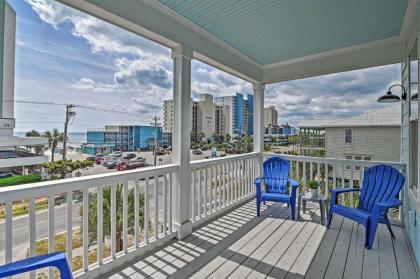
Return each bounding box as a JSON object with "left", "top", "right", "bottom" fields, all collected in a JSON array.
[
  {"left": 26, "top": 129, "right": 41, "bottom": 137},
  {"left": 25, "top": 129, "right": 43, "bottom": 155},
  {"left": 42, "top": 159, "right": 93, "bottom": 179},
  {"left": 43, "top": 129, "right": 64, "bottom": 162},
  {"left": 199, "top": 132, "right": 206, "bottom": 143},
  {"left": 224, "top": 133, "right": 231, "bottom": 143},
  {"left": 83, "top": 184, "right": 145, "bottom": 253}
]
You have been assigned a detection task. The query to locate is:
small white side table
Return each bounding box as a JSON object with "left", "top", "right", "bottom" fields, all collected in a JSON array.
[{"left": 297, "top": 193, "right": 328, "bottom": 226}]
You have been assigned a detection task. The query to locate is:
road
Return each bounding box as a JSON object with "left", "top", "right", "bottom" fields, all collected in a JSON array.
[
  {"left": 0, "top": 149, "right": 216, "bottom": 259},
  {"left": 0, "top": 202, "right": 82, "bottom": 252}
]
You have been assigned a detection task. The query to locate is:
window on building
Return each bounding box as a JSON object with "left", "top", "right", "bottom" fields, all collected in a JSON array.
[
  {"left": 345, "top": 155, "right": 352, "bottom": 169},
  {"left": 354, "top": 156, "right": 362, "bottom": 170},
  {"left": 344, "top": 129, "right": 352, "bottom": 143}
]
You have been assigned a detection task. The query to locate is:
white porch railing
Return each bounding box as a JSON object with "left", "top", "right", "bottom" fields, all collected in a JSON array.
[
  {"left": 264, "top": 153, "right": 407, "bottom": 223},
  {"left": 0, "top": 153, "right": 407, "bottom": 278},
  {"left": 0, "top": 164, "right": 178, "bottom": 278},
  {"left": 189, "top": 152, "right": 260, "bottom": 226}
]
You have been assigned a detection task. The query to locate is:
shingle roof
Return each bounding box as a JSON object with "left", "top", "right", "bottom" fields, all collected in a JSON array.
[
  {"left": 298, "top": 104, "right": 401, "bottom": 128},
  {"left": 324, "top": 104, "right": 401, "bottom": 127},
  {"left": 298, "top": 119, "right": 337, "bottom": 128}
]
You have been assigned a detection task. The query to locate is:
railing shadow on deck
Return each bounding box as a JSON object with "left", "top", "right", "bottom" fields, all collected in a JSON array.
[{"left": 107, "top": 200, "right": 324, "bottom": 279}]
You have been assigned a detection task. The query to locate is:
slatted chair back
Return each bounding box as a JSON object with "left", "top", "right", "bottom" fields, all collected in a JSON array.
[
  {"left": 263, "top": 157, "right": 290, "bottom": 194},
  {"left": 358, "top": 165, "right": 405, "bottom": 214}
]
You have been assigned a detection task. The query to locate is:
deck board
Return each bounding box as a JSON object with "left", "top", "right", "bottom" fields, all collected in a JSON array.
[
  {"left": 324, "top": 218, "right": 353, "bottom": 279},
  {"left": 342, "top": 223, "right": 364, "bottom": 279},
  {"left": 106, "top": 200, "right": 419, "bottom": 279}
]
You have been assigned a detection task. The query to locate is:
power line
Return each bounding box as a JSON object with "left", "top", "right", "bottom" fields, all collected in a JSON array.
[
  {"left": 4, "top": 99, "right": 68, "bottom": 106},
  {"left": 16, "top": 121, "right": 64, "bottom": 123},
  {"left": 7, "top": 99, "right": 152, "bottom": 118}
]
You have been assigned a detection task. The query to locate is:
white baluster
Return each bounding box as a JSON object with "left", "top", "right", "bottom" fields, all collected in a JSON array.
[
  {"left": 97, "top": 186, "right": 103, "bottom": 264},
  {"left": 154, "top": 176, "right": 159, "bottom": 239},
  {"left": 324, "top": 163, "right": 328, "bottom": 197},
  {"left": 29, "top": 198, "right": 36, "bottom": 279},
  {"left": 5, "top": 202, "right": 12, "bottom": 279},
  {"left": 123, "top": 181, "right": 128, "bottom": 252},
  {"left": 134, "top": 180, "right": 140, "bottom": 247},
  {"left": 144, "top": 178, "right": 150, "bottom": 243},
  {"left": 111, "top": 184, "right": 116, "bottom": 257},
  {"left": 169, "top": 172, "right": 173, "bottom": 233},
  {"left": 191, "top": 169, "right": 195, "bottom": 221},
  {"left": 198, "top": 169, "right": 202, "bottom": 218},
  {"left": 82, "top": 190, "right": 88, "bottom": 271},
  {"left": 49, "top": 195, "right": 56, "bottom": 277},
  {"left": 303, "top": 162, "right": 307, "bottom": 192},
  {"left": 163, "top": 174, "right": 168, "bottom": 234},
  {"left": 204, "top": 168, "right": 208, "bottom": 215}
]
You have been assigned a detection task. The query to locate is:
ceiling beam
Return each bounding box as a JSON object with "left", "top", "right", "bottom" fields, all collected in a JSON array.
[{"left": 262, "top": 37, "right": 404, "bottom": 84}]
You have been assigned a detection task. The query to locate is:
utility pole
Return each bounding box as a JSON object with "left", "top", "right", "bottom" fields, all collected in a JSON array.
[
  {"left": 150, "top": 116, "right": 161, "bottom": 166},
  {"left": 63, "top": 104, "right": 77, "bottom": 160}
]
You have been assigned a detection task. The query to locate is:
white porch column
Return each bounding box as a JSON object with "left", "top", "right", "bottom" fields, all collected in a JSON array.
[
  {"left": 171, "top": 45, "right": 193, "bottom": 239},
  {"left": 253, "top": 83, "right": 265, "bottom": 173}
]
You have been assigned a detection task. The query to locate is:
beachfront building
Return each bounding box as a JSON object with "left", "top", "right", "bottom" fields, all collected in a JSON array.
[
  {"left": 264, "top": 105, "right": 278, "bottom": 127},
  {"left": 215, "top": 105, "right": 230, "bottom": 136},
  {"left": 195, "top": 94, "right": 216, "bottom": 139},
  {"left": 214, "top": 93, "right": 254, "bottom": 137},
  {"left": 81, "top": 125, "right": 163, "bottom": 154},
  {"left": 164, "top": 94, "right": 221, "bottom": 142}
]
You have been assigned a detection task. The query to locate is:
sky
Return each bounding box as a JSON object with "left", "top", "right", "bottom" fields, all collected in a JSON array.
[{"left": 9, "top": 0, "right": 401, "bottom": 133}]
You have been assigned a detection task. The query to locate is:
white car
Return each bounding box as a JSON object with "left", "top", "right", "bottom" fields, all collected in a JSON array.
[{"left": 109, "top": 151, "right": 122, "bottom": 157}]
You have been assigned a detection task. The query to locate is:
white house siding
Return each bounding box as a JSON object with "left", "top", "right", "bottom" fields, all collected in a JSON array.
[{"left": 325, "top": 127, "right": 401, "bottom": 162}]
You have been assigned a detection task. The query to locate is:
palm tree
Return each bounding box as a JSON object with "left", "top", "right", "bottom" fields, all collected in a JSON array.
[
  {"left": 84, "top": 184, "right": 145, "bottom": 253},
  {"left": 224, "top": 133, "right": 231, "bottom": 143},
  {"left": 43, "top": 129, "right": 64, "bottom": 162}
]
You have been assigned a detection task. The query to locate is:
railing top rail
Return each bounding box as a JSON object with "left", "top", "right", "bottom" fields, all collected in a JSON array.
[
  {"left": 263, "top": 153, "right": 406, "bottom": 170},
  {"left": 0, "top": 164, "right": 179, "bottom": 203},
  {"left": 190, "top": 152, "right": 259, "bottom": 169}
]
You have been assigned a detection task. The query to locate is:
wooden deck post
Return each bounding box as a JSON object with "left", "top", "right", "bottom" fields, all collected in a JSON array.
[{"left": 172, "top": 45, "right": 193, "bottom": 239}]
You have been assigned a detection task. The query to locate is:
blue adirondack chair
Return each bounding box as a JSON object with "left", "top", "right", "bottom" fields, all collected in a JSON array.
[
  {"left": 327, "top": 164, "right": 405, "bottom": 249},
  {"left": 255, "top": 157, "right": 299, "bottom": 219},
  {"left": 0, "top": 252, "right": 72, "bottom": 278}
]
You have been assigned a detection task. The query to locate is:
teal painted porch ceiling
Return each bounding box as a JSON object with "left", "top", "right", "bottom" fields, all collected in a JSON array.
[{"left": 158, "top": 0, "right": 408, "bottom": 65}]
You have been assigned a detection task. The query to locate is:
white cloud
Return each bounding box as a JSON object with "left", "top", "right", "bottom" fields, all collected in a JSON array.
[{"left": 71, "top": 78, "right": 119, "bottom": 93}]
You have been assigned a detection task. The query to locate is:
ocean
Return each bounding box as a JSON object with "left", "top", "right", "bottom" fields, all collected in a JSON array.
[{"left": 14, "top": 132, "right": 86, "bottom": 147}]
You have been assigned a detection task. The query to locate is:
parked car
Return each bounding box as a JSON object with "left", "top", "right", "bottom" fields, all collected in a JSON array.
[
  {"left": 0, "top": 171, "right": 13, "bottom": 178},
  {"left": 122, "top": 153, "right": 136, "bottom": 160},
  {"left": 109, "top": 151, "right": 122, "bottom": 157},
  {"left": 192, "top": 149, "right": 202, "bottom": 155},
  {"left": 95, "top": 156, "right": 104, "bottom": 164},
  {"left": 117, "top": 157, "right": 148, "bottom": 171},
  {"left": 101, "top": 155, "right": 115, "bottom": 165},
  {"left": 86, "top": 156, "right": 96, "bottom": 162},
  {"left": 154, "top": 148, "right": 166, "bottom": 156},
  {"left": 105, "top": 159, "right": 119, "bottom": 169}
]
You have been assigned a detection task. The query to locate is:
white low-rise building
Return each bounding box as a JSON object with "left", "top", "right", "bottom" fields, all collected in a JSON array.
[{"left": 0, "top": 3, "right": 48, "bottom": 172}]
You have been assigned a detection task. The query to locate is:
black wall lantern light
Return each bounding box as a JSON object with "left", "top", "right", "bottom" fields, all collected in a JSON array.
[
  {"left": 377, "top": 84, "right": 407, "bottom": 103},
  {"left": 377, "top": 84, "right": 418, "bottom": 103}
]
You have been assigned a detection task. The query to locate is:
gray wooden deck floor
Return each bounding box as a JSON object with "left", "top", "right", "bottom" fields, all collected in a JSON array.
[{"left": 108, "top": 200, "right": 419, "bottom": 279}]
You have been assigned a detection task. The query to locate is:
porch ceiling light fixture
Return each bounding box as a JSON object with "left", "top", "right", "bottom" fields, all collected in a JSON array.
[{"left": 377, "top": 84, "right": 407, "bottom": 103}]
